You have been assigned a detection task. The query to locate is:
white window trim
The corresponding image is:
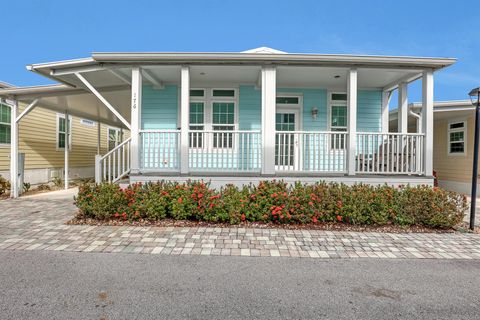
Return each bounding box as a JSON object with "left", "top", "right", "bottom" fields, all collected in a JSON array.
[
  {"left": 327, "top": 91, "right": 348, "bottom": 151},
  {"left": 447, "top": 120, "right": 467, "bottom": 156},
  {"left": 188, "top": 88, "right": 239, "bottom": 151},
  {"left": 56, "top": 113, "right": 72, "bottom": 151},
  {"left": 0, "top": 101, "right": 12, "bottom": 148},
  {"left": 107, "top": 126, "right": 123, "bottom": 151}
]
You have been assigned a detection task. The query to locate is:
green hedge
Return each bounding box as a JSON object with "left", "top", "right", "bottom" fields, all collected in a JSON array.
[{"left": 74, "top": 180, "right": 467, "bottom": 229}]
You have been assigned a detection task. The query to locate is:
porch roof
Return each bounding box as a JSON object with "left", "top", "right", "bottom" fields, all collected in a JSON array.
[{"left": 0, "top": 84, "right": 130, "bottom": 129}]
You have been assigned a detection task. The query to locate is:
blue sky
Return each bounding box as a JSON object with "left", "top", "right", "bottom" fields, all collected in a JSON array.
[{"left": 1, "top": 0, "right": 478, "bottom": 104}]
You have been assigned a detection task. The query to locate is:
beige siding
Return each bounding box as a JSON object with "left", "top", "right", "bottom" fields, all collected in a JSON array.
[
  {"left": 433, "top": 115, "right": 476, "bottom": 184},
  {"left": 0, "top": 103, "right": 129, "bottom": 171}
]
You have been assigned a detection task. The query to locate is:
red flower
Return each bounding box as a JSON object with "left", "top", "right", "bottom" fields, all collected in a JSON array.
[
  {"left": 241, "top": 213, "right": 246, "bottom": 221},
  {"left": 312, "top": 216, "right": 318, "bottom": 223},
  {"left": 308, "top": 201, "right": 313, "bottom": 206},
  {"left": 178, "top": 197, "right": 183, "bottom": 204},
  {"left": 336, "top": 215, "right": 343, "bottom": 222}
]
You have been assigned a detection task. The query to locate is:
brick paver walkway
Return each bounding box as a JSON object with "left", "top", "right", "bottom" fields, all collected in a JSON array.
[{"left": 1, "top": 192, "right": 480, "bottom": 259}]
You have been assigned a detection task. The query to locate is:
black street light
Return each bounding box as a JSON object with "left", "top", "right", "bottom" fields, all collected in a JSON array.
[{"left": 468, "top": 87, "right": 480, "bottom": 230}]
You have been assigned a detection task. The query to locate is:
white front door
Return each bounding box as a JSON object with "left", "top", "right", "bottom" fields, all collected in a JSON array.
[{"left": 275, "top": 109, "right": 301, "bottom": 171}]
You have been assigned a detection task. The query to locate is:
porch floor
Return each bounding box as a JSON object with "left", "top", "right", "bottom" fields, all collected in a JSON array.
[{"left": 129, "top": 173, "right": 433, "bottom": 188}]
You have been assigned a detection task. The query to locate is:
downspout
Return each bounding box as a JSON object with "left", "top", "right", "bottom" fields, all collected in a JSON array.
[{"left": 409, "top": 108, "right": 422, "bottom": 133}]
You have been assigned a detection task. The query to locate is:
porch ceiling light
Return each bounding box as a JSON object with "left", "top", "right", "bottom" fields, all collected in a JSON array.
[{"left": 468, "top": 86, "right": 480, "bottom": 230}]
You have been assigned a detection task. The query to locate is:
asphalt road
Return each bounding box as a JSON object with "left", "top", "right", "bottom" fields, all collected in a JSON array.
[{"left": 1, "top": 251, "right": 479, "bottom": 320}]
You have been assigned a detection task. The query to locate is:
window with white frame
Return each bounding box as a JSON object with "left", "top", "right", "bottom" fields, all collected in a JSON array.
[
  {"left": 188, "top": 88, "right": 237, "bottom": 149},
  {"left": 0, "top": 102, "right": 11, "bottom": 144},
  {"left": 329, "top": 92, "right": 347, "bottom": 149},
  {"left": 57, "top": 114, "right": 72, "bottom": 150},
  {"left": 448, "top": 121, "right": 466, "bottom": 155},
  {"left": 189, "top": 89, "right": 205, "bottom": 148},
  {"left": 108, "top": 127, "right": 123, "bottom": 151}
]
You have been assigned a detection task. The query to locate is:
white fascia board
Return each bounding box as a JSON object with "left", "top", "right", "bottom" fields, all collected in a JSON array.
[{"left": 91, "top": 52, "right": 456, "bottom": 69}]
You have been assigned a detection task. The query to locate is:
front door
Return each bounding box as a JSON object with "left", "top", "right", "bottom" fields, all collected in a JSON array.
[{"left": 275, "top": 110, "right": 300, "bottom": 171}]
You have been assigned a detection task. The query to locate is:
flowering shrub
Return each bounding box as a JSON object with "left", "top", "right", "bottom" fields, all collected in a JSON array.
[{"left": 74, "top": 180, "right": 468, "bottom": 229}]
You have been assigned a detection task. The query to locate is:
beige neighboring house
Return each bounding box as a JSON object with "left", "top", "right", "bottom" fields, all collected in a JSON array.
[
  {"left": 0, "top": 81, "right": 128, "bottom": 186},
  {"left": 390, "top": 100, "right": 475, "bottom": 194}
]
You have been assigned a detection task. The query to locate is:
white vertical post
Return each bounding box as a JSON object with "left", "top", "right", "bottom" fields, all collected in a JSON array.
[
  {"left": 347, "top": 68, "right": 358, "bottom": 175},
  {"left": 422, "top": 69, "right": 434, "bottom": 176},
  {"left": 97, "top": 121, "right": 101, "bottom": 155},
  {"left": 10, "top": 99, "right": 19, "bottom": 198},
  {"left": 130, "top": 67, "right": 142, "bottom": 174},
  {"left": 64, "top": 110, "right": 69, "bottom": 190},
  {"left": 381, "top": 91, "right": 390, "bottom": 133},
  {"left": 180, "top": 66, "right": 190, "bottom": 174},
  {"left": 95, "top": 155, "right": 102, "bottom": 183},
  {"left": 398, "top": 82, "right": 408, "bottom": 134},
  {"left": 261, "top": 66, "right": 277, "bottom": 175}
]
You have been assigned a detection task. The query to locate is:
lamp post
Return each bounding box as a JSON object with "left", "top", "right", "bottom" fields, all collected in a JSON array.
[{"left": 468, "top": 87, "right": 480, "bottom": 230}]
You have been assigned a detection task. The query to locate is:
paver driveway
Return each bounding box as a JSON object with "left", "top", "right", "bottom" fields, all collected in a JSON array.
[{"left": 1, "top": 189, "right": 480, "bottom": 259}]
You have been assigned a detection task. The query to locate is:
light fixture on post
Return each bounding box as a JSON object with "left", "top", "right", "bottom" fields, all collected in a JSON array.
[
  {"left": 468, "top": 87, "right": 480, "bottom": 230},
  {"left": 311, "top": 107, "right": 318, "bottom": 120}
]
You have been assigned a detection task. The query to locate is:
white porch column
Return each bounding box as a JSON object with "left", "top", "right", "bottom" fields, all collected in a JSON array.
[
  {"left": 180, "top": 66, "right": 190, "bottom": 174},
  {"left": 381, "top": 91, "right": 391, "bottom": 133},
  {"left": 130, "top": 67, "right": 142, "bottom": 174},
  {"left": 398, "top": 82, "right": 408, "bottom": 134},
  {"left": 64, "top": 110, "right": 69, "bottom": 190},
  {"left": 10, "top": 99, "right": 19, "bottom": 198},
  {"left": 97, "top": 122, "right": 101, "bottom": 155},
  {"left": 261, "top": 66, "right": 276, "bottom": 175},
  {"left": 422, "top": 70, "right": 434, "bottom": 176},
  {"left": 347, "top": 68, "right": 357, "bottom": 175}
]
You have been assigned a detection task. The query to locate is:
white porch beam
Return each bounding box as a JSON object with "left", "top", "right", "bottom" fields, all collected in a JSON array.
[
  {"left": 180, "top": 66, "right": 190, "bottom": 174},
  {"left": 381, "top": 91, "right": 391, "bottom": 133},
  {"left": 75, "top": 72, "right": 131, "bottom": 130},
  {"left": 64, "top": 110, "right": 69, "bottom": 190},
  {"left": 142, "top": 69, "right": 164, "bottom": 89},
  {"left": 422, "top": 69, "right": 434, "bottom": 176},
  {"left": 347, "top": 68, "right": 358, "bottom": 176},
  {"left": 10, "top": 99, "right": 19, "bottom": 198},
  {"left": 51, "top": 65, "right": 105, "bottom": 76},
  {"left": 130, "top": 67, "right": 143, "bottom": 174},
  {"left": 16, "top": 99, "right": 39, "bottom": 123},
  {"left": 108, "top": 68, "right": 131, "bottom": 85},
  {"left": 398, "top": 82, "right": 408, "bottom": 134},
  {"left": 261, "top": 66, "right": 277, "bottom": 175},
  {"left": 382, "top": 72, "right": 422, "bottom": 92}
]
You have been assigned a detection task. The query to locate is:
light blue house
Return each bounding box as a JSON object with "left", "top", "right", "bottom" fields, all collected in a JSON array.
[{"left": 0, "top": 47, "right": 456, "bottom": 195}]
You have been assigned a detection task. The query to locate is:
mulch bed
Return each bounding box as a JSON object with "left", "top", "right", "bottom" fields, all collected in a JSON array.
[{"left": 67, "top": 216, "right": 474, "bottom": 234}]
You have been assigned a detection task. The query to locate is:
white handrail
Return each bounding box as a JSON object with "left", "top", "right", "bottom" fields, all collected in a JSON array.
[
  {"left": 95, "top": 138, "right": 131, "bottom": 183},
  {"left": 100, "top": 137, "right": 132, "bottom": 160}
]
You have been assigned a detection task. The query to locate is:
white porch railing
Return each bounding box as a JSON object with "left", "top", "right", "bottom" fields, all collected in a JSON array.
[
  {"left": 356, "top": 133, "right": 425, "bottom": 174},
  {"left": 189, "top": 130, "right": 262, "bottom": 172},
  {"left": 95, "top": 137, "right": 131, "bottom": 183},
  {"left": 275, "top": 131, "right": 348, "bottom": 173},
  {"left": 140, "top": 130, "right": 181, "bottom": 171}
]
